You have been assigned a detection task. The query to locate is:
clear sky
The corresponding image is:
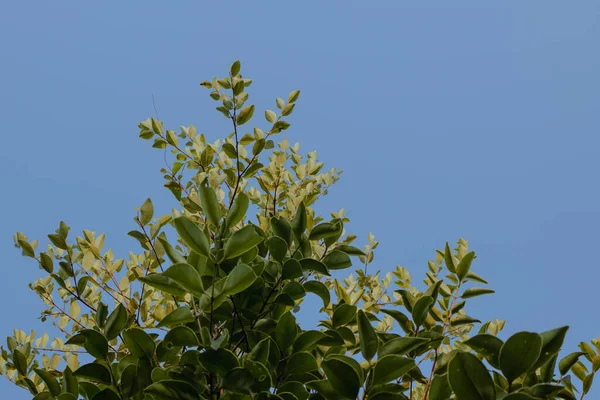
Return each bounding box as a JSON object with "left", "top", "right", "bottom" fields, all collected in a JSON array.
[{"left": 1, "top": 1, "right": 599, "bottom": 398}]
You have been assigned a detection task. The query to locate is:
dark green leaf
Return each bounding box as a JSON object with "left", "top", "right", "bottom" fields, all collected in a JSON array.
[
  {"left": 463, "top": 334, "right": 503, "bottom": 369},
  {"left": 223, "top": 226, "right": 264, "bottom": 260},
  {"left": 412, "top": 296, "right": 434, "bottom": 328},
  {"left": 65, "top": 330, "right": 109, "bottom": 359},
  {"left": 199, "top": 184, "right": 221, "bottom": 226},
  {"left": 378, "top": 337, "right": 430, "bottom": 358},
  {"left": 282, "top": 259, "right": 303, "bottom": 280},
  {"left": 381, "top": 309, "right": 415, "bottom": 334},
  {"left": 332, "top": 304, "right": 357, "bottom": 328},
  {"left": 322, "top": 251, "right": 352, "bottom": 270},
  {"left": 299, "top": 258, "right": 330, "bottom": 276},
  {"left": 225, "top": 192, "right": 249, "bottom": 229},
  {"left": 372, "top": 355, "right": 416, "bottom": 386},
  {"left": 276, "top": 311, "right": 297, "bottom": 350},
  {"left": 173, "top": 216, "right": 210, "bottom": 258},
  {"left": 456, "top": 252, "right": 475, "bottom": 281},
  {"left": 33, "top": 368, "right": 60, "bottom": 396},
  {"left": 222, "top": 263, "right": 257, "bottom": 295},
  {"left": 122, "top": 328, "right": 156, "bottom": 358},
  {"left": 535, "top": 326, "right": 569, "bottom": 369},
  {"left": 73, "top": 363, "right": 112, "bottom": 385},
  {"left": 448, "top": 352, "right": 495, "bottom": 400},
  {"left": 139, "top": 274, "right": 187, "bottom": 297},
  {"left": 144, "top": 379, "right": 201, "bottom": 400},
  {"left": 357, "top": 310, "right": 378, "bottom": 361},
  {"left": 104, "top": 304, "right": 128, "bottom": 340},
  {"left": 303, "top": 281, "right": 330, "bottom": 307},
  {"left": 499, "top": 331, "right": 542, "bottom": 383},
  {"left": 237, "top": 105, "right": 255, "bottom": 126},
  {"left": 461, "top": 287, "right": 495, "bottom": 299},
  {"left": 267, "top": 236, "right": 288, "bottom": 262},
  {"left": 287, "top": 352, "right": 318, "bottom": 374},
  {"left": 162, "top": 263, "right": 204, "bottom": 297},
  {"left": 198, "top": 348, "right": 239, "bottom": 376},
  {"left": 164, "top": 326, "right": 199, "bottom": 347},
  {"left": 321, "top": 358, "right": 361, "bottom": 399},
  {"left": 291, "top": 202, "right": 307, "bottom": 237},
  {"left": 444, "top": 243, "right": 456, "bottom": 274},
  {"left": 157, "top": 306, "right": 195, "bottom": 327}
]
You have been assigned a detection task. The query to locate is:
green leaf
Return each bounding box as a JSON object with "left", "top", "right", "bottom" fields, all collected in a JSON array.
[
  {"left": 157, "top": 236, "right": 186, "bottom": 264},
  {"left": 456, "top": 251, "right": 475, "bottom": 281},
  {"left": 299, "top": 258, "right": 330, "bottom": 276},
  {"left": 237, "top": 105, "right": 255, "bottom": 125},
  {"left": 162, "top": 263, "right": 204, "bottom": 297},
  {"left": 74, "top": 363, "right": 112, "bottom": 385},
  {"left": 122, "top": 328, "right": 156, "bottom": 358},
  {"left": 322, "top": 250, "right": 352, "bottom": 270},
  {"left": 462, "top": 287, "right": 495, "bottom": 299},
  {"left": 412, "top": 296, "right": 434, "bottom": 328},
  {"left": 293, "top": 331, "right": 328, "bottom": 352},
  {"left": 222, "top": 367, "right": 254, "bottom": 394},
  {"left": 463, "top": 334, "right": 504, "bottom": 368},
  {"left": 90, "top": 388, "right": 121, "bottom": 400},
  {"left": 144, "top": 380, "right": 201, "bottom": 400},
  {"left": 372, "top": 355, "right": 416, "bottom": 386},
  {"left": 335, "top": 245, "right": 366, "bottom": 256},
  {"left": 303, "top": 281, "right": 330, "bottom": 307},
  {"left": 448, "top": 352, "right": 495, "bottom": 400},
  {"left": 157, "top": 306, "right": 195, "bottom": 327},
  {"left": 282, "top": 258, "right": 303, "bottom": 280},
  {"left": 267, "top": 236, "right": 288, "bottom": 262},
  {"left": 381, "top": 309, "right": 415, "bottom": 334},
  {"left": 429, "top": 374, "right": 452, "bottom": 400},
  {"left": 39, "top": 252, "right": 54, "bottom": 273},
  {"left": 357, "top": 310, "right": 378, "bottom": 361},
  {"left": 309, "top": 222, "right": 339, "bottom": 241},
  {"left": 223, "top": 225, "right": 264, "bottom": 260},
  {"left": 332, "top": 304, "right": 357, "bottom": 328},
  {"left": 225, "top": 192, "right": 249, "bottom": 229},
  {"left": 48, "top": 233, "right": 68, "bottom": 250},
  {"left": 139, "top": 274, "right": 187, "bottom": 297},
  {"left": 378, "top": 337, "right": 430, "bottom": 358},
  {"left": 198, "top": 348, "right": 239, "bottom": 376},
  {"left": 287, "top": 352, "right": 318, "bottom": 374},
  {"left": 291, "top": 201, "right": 307, "bottom": 237},
  {"left": 222, "top": 263, "right": 257, "bottom": 296},
  {"left": 65, "top": 330, "right": 108, "bottom": 359},
  {"left": 321, "top": 357, "right": 361, "bottom": 399},
  {"left": 104, "top": 303, "right": 128, "bottom": 340},
  {"left": 444, "top": 243, "right": 456, "bottom": 273},
  {"left": 173, "top": 216, "right": 210, "bottom": 258},
  {"left": 306, "top": 380, "right": 338, "bottom": 400},
  {"left": 139, "top": 198, "right": 154, "bottom": 226},
  {"left": 33, "top": 368, "right": 60, "bottom": 396},
  {"left": 230, "top": 60, "right": 241, "bottom": 76},
  {"left": 199, "top": 184, "right": 221, "bottom": 226},
  {"left": 559, "top": 352, "right": 587, "bottom": 376},
  {"left": 164, "top": 326, "right": 199, "bottom": 347},
  {"left": 535, "top": 326, "right": 569, "bottom": 369},
  {"left": 62, "top": 366, "right": 78, "bottom": 397},
  {"left": 276, "top": 311, "right": 298, "bottom": 351},
  {"left": 95, "top": 302, "right": 108, "bottom": 329},
  {"left": 499, "top": 331, "right": 543, "bottom": 383},
  {"left": 12, "top": 349, "right": 27, "bottom": 376},
  {"left": 270, "top": 217, "right": 293, "bottom": 246}
]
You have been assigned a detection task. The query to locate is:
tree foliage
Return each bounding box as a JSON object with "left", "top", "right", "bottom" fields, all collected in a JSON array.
[{"left": 3, "top": 62, "right": 599, "bottom": 400}]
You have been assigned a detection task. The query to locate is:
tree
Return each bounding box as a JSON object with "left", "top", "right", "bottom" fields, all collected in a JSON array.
[{"left": 2, "top": 61, "right": 598, "bottom": 400}]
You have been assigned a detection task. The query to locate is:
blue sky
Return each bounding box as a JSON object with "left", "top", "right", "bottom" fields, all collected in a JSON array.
[{"left": 1, "top": 1, "right": 599, "bottom": 398}]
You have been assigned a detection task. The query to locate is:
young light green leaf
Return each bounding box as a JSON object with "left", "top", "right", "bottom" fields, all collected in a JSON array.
[{"left": 139, "top": 198, "right": 154, "bottom": 226}]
